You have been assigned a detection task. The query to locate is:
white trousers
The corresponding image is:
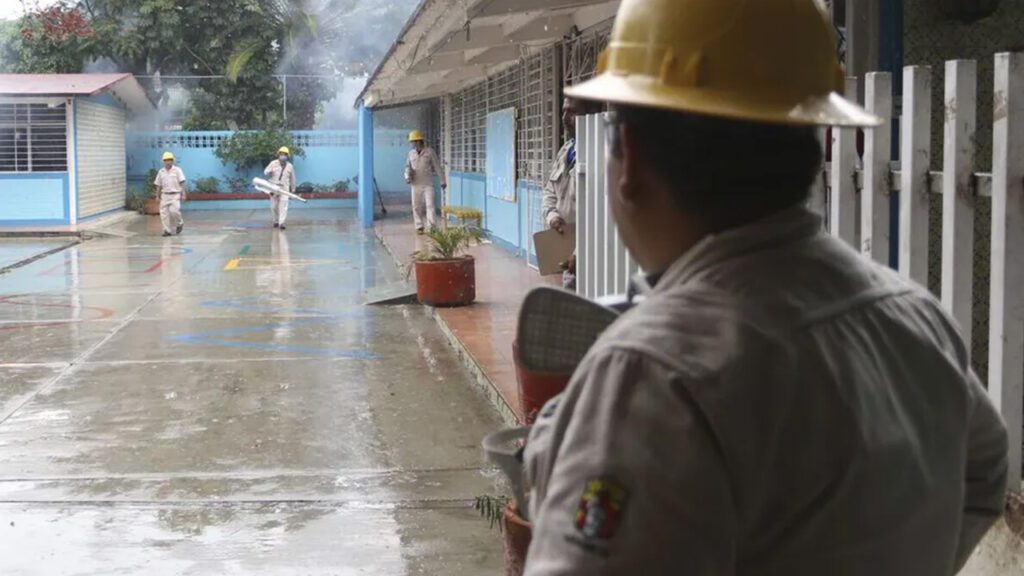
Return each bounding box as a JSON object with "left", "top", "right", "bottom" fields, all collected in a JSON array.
[
  {"left": 411, "top": 185, "right": 436, "bottom": 230},
  {"left": 160, "top": 194, "right": 183, "bottom": 233},
  {"left": 271, "top": 194, "right": 290, "bottom": 226}
]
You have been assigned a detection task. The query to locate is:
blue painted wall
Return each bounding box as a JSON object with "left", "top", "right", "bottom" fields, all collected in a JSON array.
[
  {"left": 125, "top": 129, "right": 412, "bottom": 199},
  {"left": 447, "top": 171, "right": 546, "bottom": 260},
  {"left": 0, "top": 173, "right": 69, "bottom": 225}
]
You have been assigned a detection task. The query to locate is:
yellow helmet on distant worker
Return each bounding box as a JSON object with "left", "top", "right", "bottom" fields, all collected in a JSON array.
[
  {"left": 408, "top": 129, "right": 425, "bottom": 142},
  {"left": 277, "top": 146, "right": 290, "bottom": 156},
  {"left": 162, "top": 152, "right": 175, "bottom": 161},
  {"left": 565, "top": 0, "right": 880, "bottom": 127}
]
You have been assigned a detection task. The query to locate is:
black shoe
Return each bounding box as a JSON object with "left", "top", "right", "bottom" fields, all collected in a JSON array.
[
  {"left": 176, "top": 223, "right": 184, "bottom": 235},
  {"left": 162, "top": 232, "right": 172, "bottom": 237},
  {"left": 273, "top": 223, "right": 279, "bottom": 228},
  {"left": 416, "top": 228, "right": 424, "bottom": 235},
  {"left": 279, "top": 225, "right": 286, "bottom": 230}
]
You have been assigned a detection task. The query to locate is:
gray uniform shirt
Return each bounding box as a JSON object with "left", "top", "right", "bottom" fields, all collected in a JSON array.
[
  {"left": 406, "top": 147, "right": 446, "bottom": 188},
  {"left": 154, "top": 166, "right": 186, "bottom": 194},
  {"left": 524, "top": 207, "right": 1008, "bottom": 575},
  {"left": 542, "top": 139, "right": 576, "bottom": 228},
  {"left": 264, "top": 160, "right": 296, "bottom": 193}
]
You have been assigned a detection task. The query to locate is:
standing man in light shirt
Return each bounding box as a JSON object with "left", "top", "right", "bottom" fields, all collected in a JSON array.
[
  {"left": 543, "top": 97, "right": 587, "bottom": 290},
  {"left": 265, "top": 146, "right": 297, "bottom": 230},
  {"left": 405, "top": 130, "right": 447, "bottom": 234},
  {"left": 154, "top": 152, "right": 187, "bottom": 237}
]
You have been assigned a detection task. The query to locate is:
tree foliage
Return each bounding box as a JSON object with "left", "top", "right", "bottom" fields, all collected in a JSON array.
[
  {"left": 0, "top": 0, "right": 419, "bottom": 129},
  {"left": 214, "top": 128, "right": 304, "bottom": 170}
]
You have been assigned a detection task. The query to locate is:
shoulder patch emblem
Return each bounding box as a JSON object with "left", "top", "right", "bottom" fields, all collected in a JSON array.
[{"left": 575, "top": 477, "right": 628, "bottom": 540}]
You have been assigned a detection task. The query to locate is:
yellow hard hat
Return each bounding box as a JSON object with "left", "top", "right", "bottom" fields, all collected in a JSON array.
[
  {"left": 408, "top": 129, "right": 425, "bottom": 142},
  {"left": 162, "top": 152, "right": 175, "bottom": 161},
  {"left": 566, "top": 0, "right": 880, "bottom": 127},
  {"left": 277, "top": 146, "right": 290, "bottom": 156}
]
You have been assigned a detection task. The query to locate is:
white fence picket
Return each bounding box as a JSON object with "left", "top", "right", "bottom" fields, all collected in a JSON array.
[
  {"left": 899, "top": 66, "right": 933, "bottom": 285},
  {"left": 941, "top": 60, "right": 978, "bottom": 349},
  {"left": 575, "top": 115, "right": 591, "bottom": 298},
  {"left": 989, "top": 52, "right": 1024, "bottom": 489},
  {"left": 862, "top": 72, "right": 893, "bottom": 263},
  {"left": 830, "top": 77, "right": 859, "bottom": 247}
]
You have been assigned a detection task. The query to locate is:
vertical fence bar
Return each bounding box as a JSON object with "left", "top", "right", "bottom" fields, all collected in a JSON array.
[
  {"left": 594, "top": 116, "right": 607, "bottom": 299},
  {"left": 831, "top": 77, "right": 859, "bottom": 246},
  {"left": 899, "top": 66, "right": 933, "bottom": 285},
  {"left": 862, "top": 72, "right": 893, "bottom": 263},
  {"left": 941, "top": 60, "right": 978, "bottom": 348},
  {"left": 575, "top": 115, "right": 590, "bottom": 297},
  {"left": 989, "top": 52, "right": 1024, "bottom": 490}
]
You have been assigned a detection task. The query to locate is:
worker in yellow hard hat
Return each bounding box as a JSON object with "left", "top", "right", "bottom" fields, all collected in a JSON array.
[
  {"left": 264, "top": 146, "right": 297, "bottom": 230},
  {"left": 153, "top": 151, "right": 187, "bottom": 236},
  {"left": 405, "top": 129, "right": 446, "bottom": 233},
  {"left": 521, "top": 1, "right": 1007, "bottom": 574}
]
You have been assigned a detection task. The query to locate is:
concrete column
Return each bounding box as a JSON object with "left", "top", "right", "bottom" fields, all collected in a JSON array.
[{"left": 358, "top": 104, "right": 374, "bottom": 228}]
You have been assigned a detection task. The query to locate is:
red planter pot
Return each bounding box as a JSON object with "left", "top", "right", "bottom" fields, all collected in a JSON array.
[
  {"left": 414, "top": 257, "right": 476, "bottom": 307},
  {"left": 143, "top": 197, "right": 160, "bottom": 215},
  {"left": 512, "top": 340, "right": 573, "bottom": 425},
  {"left": 503, "top": 501, "right": 532, "bottom": 576}
]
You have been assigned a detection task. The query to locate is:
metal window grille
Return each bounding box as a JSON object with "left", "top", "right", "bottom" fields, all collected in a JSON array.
[
  {"left": 0, "top": 103, "right": 68, "bottom": 172},
  {"left": 519, "top": 47, "right": 557, "bottom": 184},
  {"left": 563, "top": 25, "right": 612, "bottom": 87}
]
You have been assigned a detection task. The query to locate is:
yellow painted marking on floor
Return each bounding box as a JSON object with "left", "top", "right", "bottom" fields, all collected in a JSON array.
[{"left": 222, "top": 257, "right": 351, "bottom": 271}]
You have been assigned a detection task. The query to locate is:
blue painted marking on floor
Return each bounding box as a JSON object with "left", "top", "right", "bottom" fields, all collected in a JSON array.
[{"left": 166, "top": 317, "right": 377, "bottom": 359}]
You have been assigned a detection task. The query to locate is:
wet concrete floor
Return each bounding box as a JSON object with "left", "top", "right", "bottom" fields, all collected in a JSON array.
[{"left": 0, "top": 210, "right": 505, "bottom": 575}]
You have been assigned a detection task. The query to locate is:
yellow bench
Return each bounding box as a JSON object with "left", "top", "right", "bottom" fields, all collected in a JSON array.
[{"left": 442, "top": 206, "right": 483, "bottom": 229}]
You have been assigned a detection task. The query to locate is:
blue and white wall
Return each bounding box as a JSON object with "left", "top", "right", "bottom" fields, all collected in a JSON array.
[
  {"left": 0, "top": 97, "right": 73, "bottom": 226},
  {"left": 447, "top": 172, "right": 546, "bottom": 261}
]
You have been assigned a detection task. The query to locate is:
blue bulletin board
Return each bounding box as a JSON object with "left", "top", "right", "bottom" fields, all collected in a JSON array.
[{"left": 486, "top": 108, "right": 517, "bottom": 202}]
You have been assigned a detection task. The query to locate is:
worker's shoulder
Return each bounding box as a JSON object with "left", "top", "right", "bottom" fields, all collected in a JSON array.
[{"left": 593, "top": 285, "right": 765, "bottom": 381}]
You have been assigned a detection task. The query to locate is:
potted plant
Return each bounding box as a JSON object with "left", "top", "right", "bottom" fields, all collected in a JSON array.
[
  {"left": 412, "top": 226, "right": 482, "bottom": 307},
  {"left": 143, "top": 168, "right": 160, "bottom": 215},
  {"left": 475, "top": 495, "right": 532, "bottom": 576}
]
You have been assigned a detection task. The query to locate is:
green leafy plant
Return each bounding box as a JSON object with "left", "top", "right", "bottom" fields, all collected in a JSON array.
[
  {"left": 221, "top": 176, "right": 249, "bottom": 193},
  {"left": 414, "top": 226, "right": 483, "bottom": 262},
  {"left": 194, "top": 176, "right": 221, "bottom": 193},
  {"left": 145, "top": 169, "right": 159, "bottom": 198},
  {"left": 474, "top": 495, "right": 510, "bottom": 533},
  {"left": 214, "top": 129, "right": 305, "bottom": 169},
  {"left": 296, "top": 181, "right": 316, "bottom": 194},
  {"left": 332, "top": 179, "right": 351, "bottom": 193},
  {"left": 126, "top": 189, "right": 145, "bottom": 214}
]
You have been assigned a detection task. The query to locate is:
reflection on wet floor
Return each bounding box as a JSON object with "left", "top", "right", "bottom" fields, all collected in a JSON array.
[{"left": 0, "top": 210, "right": 504, "bottom": 574}]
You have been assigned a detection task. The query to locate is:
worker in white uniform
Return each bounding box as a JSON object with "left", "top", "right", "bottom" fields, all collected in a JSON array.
[
  {"left": 543, "top": 97, "right": 586, "bottom": 290},
  {"left": 522, "top": 1, "right": 1009, "bottom": 575},
  {"left": 405, "top": 130, "right": 447, "bottom": 234},
  {"left": 153, "top": 151, "right": 187, "bottom": 237},
  {"left": 264, "top": 146, "right": 297, "bottom": 230}
]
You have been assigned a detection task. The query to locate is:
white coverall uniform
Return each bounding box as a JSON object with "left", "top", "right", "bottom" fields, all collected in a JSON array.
[
  {"left": 264, "top": 160, "right": 296, "bottom": 227},
  {"left": 405, "top": 146, "right": 446, "bottom": 231},
  {"left": 154, "top": 166, "right": 186, "bottom": 234},
  {"left": 524, "top": 207, "right": 1008, "bottom": 576},
  {"left": 542, "top": 139, "right": 577, "bottom": 290}
]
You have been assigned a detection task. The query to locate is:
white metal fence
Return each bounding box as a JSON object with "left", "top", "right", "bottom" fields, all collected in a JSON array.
[{"left": 575, "top": 52, "right": 1024, "bottom": 490}]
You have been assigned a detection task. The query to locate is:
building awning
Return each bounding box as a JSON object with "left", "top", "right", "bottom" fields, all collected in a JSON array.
[
  {"left": 0, "top": 73, "right": 157, "bottom": 115},
  {"left": 358, "top": 0, "right": 619, "bottom": 109}
]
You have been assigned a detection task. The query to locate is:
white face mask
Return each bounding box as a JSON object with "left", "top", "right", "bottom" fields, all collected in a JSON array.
[{"left": 279, "top": 156, "right": 288, "bottom": 162}]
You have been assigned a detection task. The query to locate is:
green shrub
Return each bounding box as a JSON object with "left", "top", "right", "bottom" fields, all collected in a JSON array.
[
  {"left": 332, "top": 179, "right": 351, "bottom": 193},
  {"left": 297, "top": 182, "right": 316, "bottom": 194},
  {"left": 214, "top": 129, "right": 305, "bottom": 170},
  {"left": 415, "top": 226, "right": 483, "bottom": 261},
  {"left": 194, "top": 177, "right": 221, "bottom": 194},
  {"left": 145, "top": 169, "right": 159, "bottom": 198},
  {"left": 221, "top": 176, "right": 249, "bottom": 193}
]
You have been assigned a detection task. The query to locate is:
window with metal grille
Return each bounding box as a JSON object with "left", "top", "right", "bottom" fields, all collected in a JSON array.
[{"left": 0, "top": 103, "right": 68, "bottom": 172}]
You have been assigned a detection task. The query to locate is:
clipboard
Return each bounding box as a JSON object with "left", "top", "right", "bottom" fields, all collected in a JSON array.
[{"left": 533, "top": 225, "right": 576, "bottom": 276}]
